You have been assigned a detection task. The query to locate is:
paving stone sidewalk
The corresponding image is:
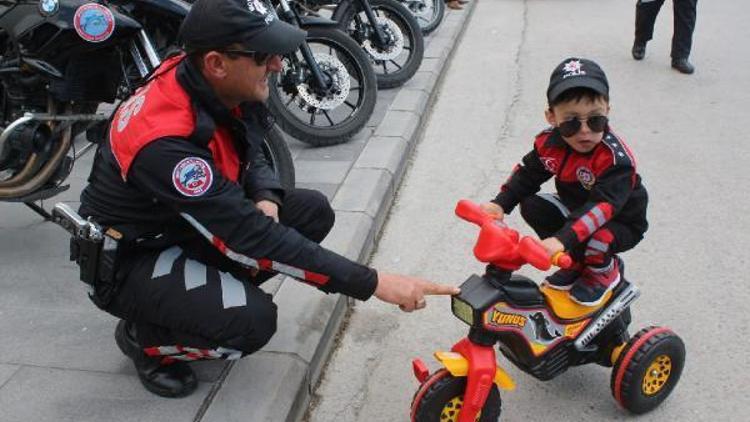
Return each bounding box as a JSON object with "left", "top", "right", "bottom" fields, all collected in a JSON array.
[{"left": 0, "top": 4, "right": 474, "bottom": 422}]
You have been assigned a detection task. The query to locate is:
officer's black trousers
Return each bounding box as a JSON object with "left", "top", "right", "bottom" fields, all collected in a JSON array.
[
  {"left": 635, "top": 0, "right": 697, "bottom": 59},
  {"left": 106, "top": 189, "right": 335, "bottom": 362}
]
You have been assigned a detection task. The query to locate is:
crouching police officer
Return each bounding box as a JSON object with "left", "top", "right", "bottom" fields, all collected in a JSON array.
[{"left": 76, "top": 0, "right": 458, "bottom": 398}]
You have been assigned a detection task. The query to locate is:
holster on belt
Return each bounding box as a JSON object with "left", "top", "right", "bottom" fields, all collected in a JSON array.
[{"left": 69, "top": 227, "right": 126, "bottom": 308}]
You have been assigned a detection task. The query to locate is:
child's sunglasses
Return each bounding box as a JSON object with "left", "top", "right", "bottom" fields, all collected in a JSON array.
[
  {"left": 557, "top": 115, "right": 609, "bottom": 137},
  {"left": 220, "top": 49, "right": 274, "bottom": 66}
]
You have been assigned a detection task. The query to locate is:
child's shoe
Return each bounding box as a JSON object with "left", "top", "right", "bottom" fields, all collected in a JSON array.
[
  {"left": 543, "top": 266, "right": 581, "bottom": 290},
  {"left": 570, "top": 259, "right": 621, "bottom": 307}
]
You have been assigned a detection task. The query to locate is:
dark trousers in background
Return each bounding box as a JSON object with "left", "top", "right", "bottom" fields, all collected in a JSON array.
[
  {"left": 105, "top": 189, "right": 335, "bottom": 363},
  {"left": 635, "top": 0, "right": 697, "bottom": 59},
  {"left": 519, "top": 194, "right": 643, "bottom": 267}
]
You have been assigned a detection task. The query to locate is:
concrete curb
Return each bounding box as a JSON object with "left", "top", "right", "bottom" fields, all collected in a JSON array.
[{"left": 198, "top": 4, "right": 478, "bottom": 422}]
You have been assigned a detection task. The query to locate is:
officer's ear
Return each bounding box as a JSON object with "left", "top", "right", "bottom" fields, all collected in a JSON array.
[{"left": 202, "top": 51, "right": 230, "bottom": 80}]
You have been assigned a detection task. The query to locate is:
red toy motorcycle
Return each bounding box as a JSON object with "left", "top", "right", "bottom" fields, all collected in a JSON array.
[{"left": 409, "top": 200, "right": 685, "bottom": 421}]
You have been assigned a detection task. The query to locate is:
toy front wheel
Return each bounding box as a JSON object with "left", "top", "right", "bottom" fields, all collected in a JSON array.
[
  {"left": 611, "top": 326, "right": 685, "bottom": 414},
  {"left": 411, "top": 369, "right": 501, "bottom": 422}
]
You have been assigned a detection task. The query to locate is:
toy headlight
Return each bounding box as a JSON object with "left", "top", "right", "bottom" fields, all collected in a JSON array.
[{"left": 452, "top": 296, "right": 474, "bottom": 326}]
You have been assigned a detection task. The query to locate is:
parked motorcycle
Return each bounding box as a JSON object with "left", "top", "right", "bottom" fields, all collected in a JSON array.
[
  {"left": 0, "top": 0, "right": 295, "bottom": 218},
  {"left": 304, "top": 0, "right": 424, "bottom": 89},
  {"left": 265, "top": 0, "right": 378, "bottom": 147},
  {"left": 400, "top": 0, "right": 444, "bottom": 35}
]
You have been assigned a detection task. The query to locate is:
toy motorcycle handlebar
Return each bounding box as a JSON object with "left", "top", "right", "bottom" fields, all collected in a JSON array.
[{"left": 455, "top": 199, "right": 572, "bottom": 271}]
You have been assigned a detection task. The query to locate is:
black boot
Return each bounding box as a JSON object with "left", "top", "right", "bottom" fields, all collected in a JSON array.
[
  {"left": 631, "top": 41, "right": 646, "bottom": 60},
  {"left": 115, "top": 320, "right": 198, "bottom": 398},
  {"left": 671, "top": 58, "right": 695, "bottom": 74}
]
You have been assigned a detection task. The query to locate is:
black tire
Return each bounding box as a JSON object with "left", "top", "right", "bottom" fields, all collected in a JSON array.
[
  {"left": 335, "top": 0, "right": 425, "bottom": 89},
  {"left": 411, "top": 370, "right": 501, "bottom": 422},
  {"left": 262, "top": 125, "right": 295, "bottom": 190},
  {"left": 610, "top": 326, "right": 686, "bottom": 414},
  {"left": 267, "top": 27, "right": 377, "bottom": 147},
  {"left": 402, "top": 0, "right": 445, "bottom": 35}
]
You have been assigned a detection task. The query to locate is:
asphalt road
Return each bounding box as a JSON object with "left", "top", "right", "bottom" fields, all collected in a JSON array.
[{"left": 306, "top": 0, "right": 750, "bottom": 421}]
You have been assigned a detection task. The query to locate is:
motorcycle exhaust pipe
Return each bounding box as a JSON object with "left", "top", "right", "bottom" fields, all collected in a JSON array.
[
  {"left": 0, "top": 123, "right": 71, "bottom": 199},
  {"left": 0, "top": 114, "right": 50, "bottom": 188}
]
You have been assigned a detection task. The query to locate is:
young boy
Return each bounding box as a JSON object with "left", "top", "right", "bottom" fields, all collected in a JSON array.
[{"left": 481, "top": 58, "right": 648, "bottom": 307}]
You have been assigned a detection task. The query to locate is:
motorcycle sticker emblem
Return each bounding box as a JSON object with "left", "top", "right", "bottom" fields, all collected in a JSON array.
[
  {"left": 576, "top": 166, "right": 596, "bottom": 190},
  {"left": 73, "top": 3, "right": 116, "bottom": 43},
  {"left": 173, "top": 158, "right": 214, "bottom": 197},
  {"left": 38, "top": 0, "right": 59, "bottom": 16}
]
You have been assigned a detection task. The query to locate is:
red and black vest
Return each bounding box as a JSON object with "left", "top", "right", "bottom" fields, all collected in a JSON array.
[{"left": 109, "top": 55, "right": 241, "bottom": 183}]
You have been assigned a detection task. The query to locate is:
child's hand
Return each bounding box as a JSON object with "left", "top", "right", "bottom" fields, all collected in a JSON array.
[
  {"left": 540, "top": 237, "right": 565, "bottom": 256},
  {"left": 480, "top": 202, "right": 505, "bottom": 220}
]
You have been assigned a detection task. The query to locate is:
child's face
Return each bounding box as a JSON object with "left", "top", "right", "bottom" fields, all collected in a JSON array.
[{"left": 545, "top": 96, "right": 610, "bottom": 153}]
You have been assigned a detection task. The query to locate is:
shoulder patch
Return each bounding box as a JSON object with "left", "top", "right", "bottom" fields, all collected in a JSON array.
[{"left": 172, "top": 157, "right": 213, "bottom": 197}]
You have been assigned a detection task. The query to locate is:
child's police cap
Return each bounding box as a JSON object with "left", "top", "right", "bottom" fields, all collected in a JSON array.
[
  {"left": 547, "top": 58, "right": 609, "bottom": 104},
  {"left": 178, "top": 0, "right": 306, "bottom": 55}
]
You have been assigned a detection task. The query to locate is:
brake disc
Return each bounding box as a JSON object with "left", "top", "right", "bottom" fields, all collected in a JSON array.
[
  {"left": 362, "top": 16, "right": 404, "bottom": 61},
  {"left": 292, "top": 53, "right": 351, "bottom": 111}
]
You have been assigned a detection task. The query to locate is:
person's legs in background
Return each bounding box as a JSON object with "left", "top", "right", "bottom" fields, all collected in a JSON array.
[
  {"left": 670, "top": 0, "right": 697, "bottom": 74},
  {"left": 633, "top": 0, "right": 666, "bottom": 60}
]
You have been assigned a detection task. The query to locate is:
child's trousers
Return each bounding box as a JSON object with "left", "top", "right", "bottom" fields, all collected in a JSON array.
[{"left": 519, "top": 193, "right": 644, "bottom": 266}]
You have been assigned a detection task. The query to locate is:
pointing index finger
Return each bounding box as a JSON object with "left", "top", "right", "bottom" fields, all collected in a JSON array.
[{"left": 423, "top": 282, "right": 461, "bottom": 296}]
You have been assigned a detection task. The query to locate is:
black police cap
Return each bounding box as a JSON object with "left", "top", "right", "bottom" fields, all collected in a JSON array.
[
  {"left": 178, "top": 0, "right": 306, "bottom": 55},
  {"left": 547, "top": 58, "right": 609, "bottom": 104}
]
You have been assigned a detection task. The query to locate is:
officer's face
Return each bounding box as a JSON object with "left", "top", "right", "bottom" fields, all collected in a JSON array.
[
  {"left": 225, "top": 52, "right": 283, "bottom": 103},
  {"left": 206, "top": 50, "right": 283, "bottom": 107}
]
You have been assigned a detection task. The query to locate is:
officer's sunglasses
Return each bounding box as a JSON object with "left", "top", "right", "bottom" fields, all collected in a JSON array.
[
  {"left": 557, "top": 115, "right": 609, "bottom": 137},
  {"left": 220, "top": 49, "right": 274, "bottom": 66}
]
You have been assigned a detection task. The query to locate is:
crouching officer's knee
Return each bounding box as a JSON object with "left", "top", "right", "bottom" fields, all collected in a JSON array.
[{"left": 224, "top": 300, "right": 278, "bottom": 355}]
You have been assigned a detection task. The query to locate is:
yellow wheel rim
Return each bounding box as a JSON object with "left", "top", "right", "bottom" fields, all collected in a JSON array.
[
  {"left": 440, "top": 396, "right": 481, "bottom": 421},
  {"left": 642, "top": 354, "right": 672, "bottom": 395}
]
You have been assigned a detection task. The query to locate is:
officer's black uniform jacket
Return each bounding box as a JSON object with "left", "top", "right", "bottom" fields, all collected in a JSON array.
[{"left": 79, "top": 57, "right": 377, "bottom": 300}]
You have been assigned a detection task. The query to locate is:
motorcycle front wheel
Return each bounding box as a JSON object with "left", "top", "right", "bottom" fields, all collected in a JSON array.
[
  {"left": 402, "top": 0, "right": 445, "bottom": 35},
  {"left": 411, "top": 370, "right": 502, "bottom": 422},
  {"left": 267, "top": 27, "right": 377, "bottom": 147},
  {"left": 334, "top": 0, "right": 425, "bottom": 89},
  {"left": 262, "top": 124, "right": 296, "bottom": 189}
]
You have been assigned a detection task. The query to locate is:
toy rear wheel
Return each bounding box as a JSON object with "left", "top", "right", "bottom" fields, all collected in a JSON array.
[
  {"left": 610, "top": 326, "right": 685, "bottom": 414},
  {"left": 411, "top": 370, "right": 501, "bottom": 422}
]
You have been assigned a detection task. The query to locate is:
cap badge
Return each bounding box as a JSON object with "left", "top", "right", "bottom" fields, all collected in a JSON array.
[
  {"left": 562, "top": 59, "right": 586, "bottom": 79},
  {"left": 246, "top": 0, "right": 274, "bottom": 24},
  {"left": 73, "top": 3, "right": 115, "bottom": 43}
]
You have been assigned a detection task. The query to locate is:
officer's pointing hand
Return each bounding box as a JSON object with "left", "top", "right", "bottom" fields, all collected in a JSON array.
[{"left": 374, "top": 271, "right": 460, "bottom": 312}]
